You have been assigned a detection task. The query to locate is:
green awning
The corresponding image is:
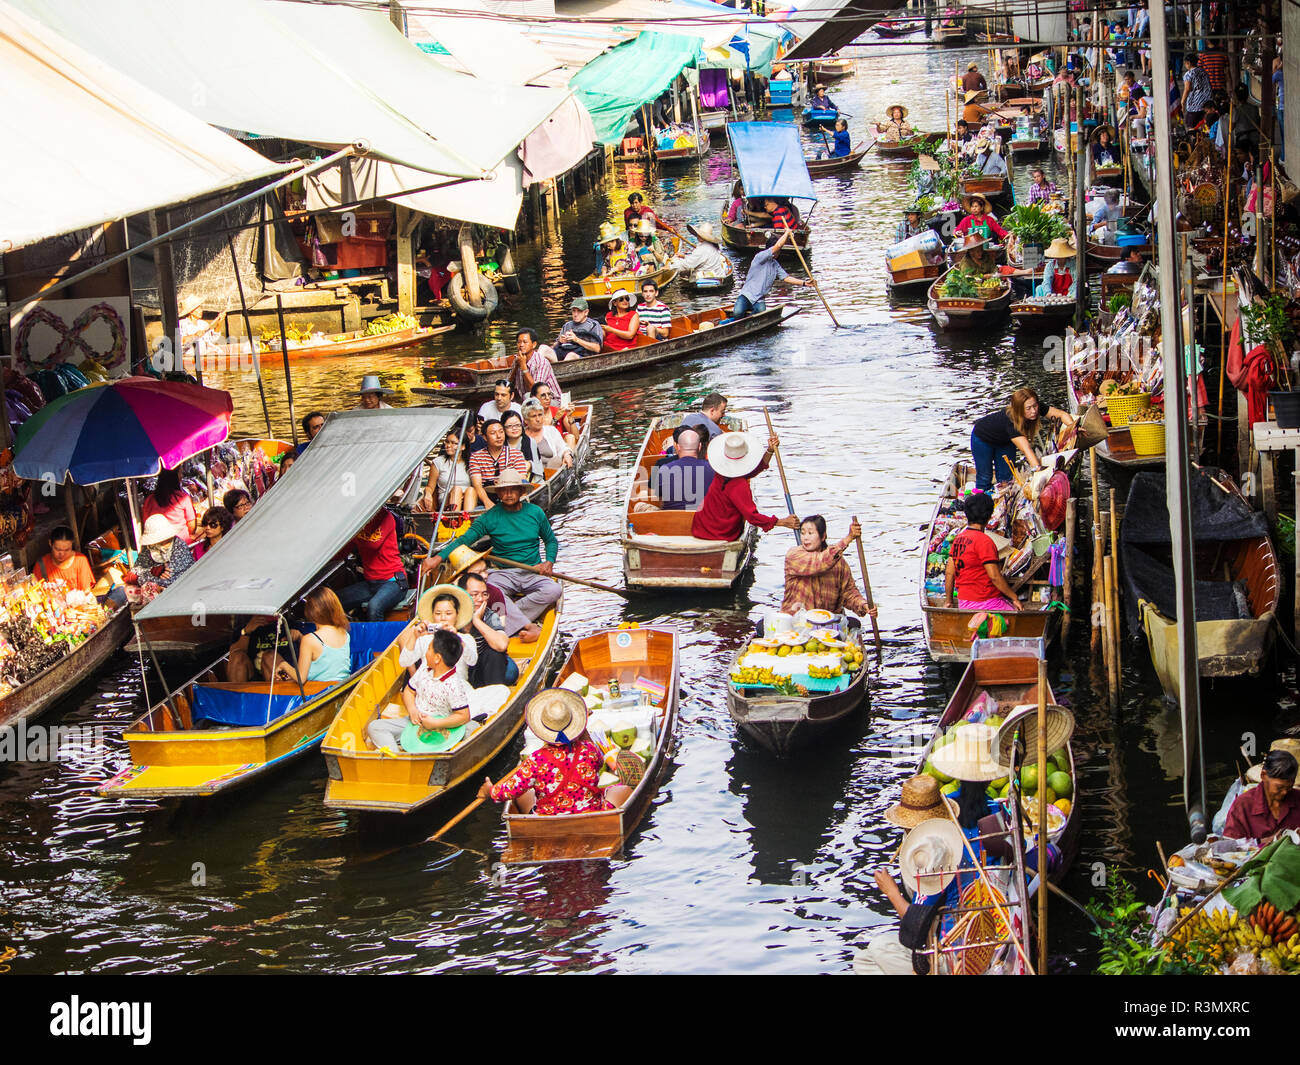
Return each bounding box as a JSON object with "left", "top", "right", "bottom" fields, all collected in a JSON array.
[{"left": 571, "top": 31, "right": 703, "bottom": 145}]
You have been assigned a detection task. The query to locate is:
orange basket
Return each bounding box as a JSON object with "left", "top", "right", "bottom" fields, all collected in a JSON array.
[{"left": 1104, "top": 390, "right": 1151, "bottom": 427}]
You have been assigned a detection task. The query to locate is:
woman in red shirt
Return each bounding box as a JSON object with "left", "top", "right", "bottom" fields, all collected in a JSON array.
[
  {"left": 944, "top": 491, "right": 1021, "bottom": 612},
  {"left": 603, "top": 290, "right": 641, "bottom": 351},
  {"left": 141, "top": 468, "right": 198, "bottom": 543},
  {"left": 691, "top": 431, "right": 801, "bottom": 541},
  {"left": 952, "top": 194, "right": 1009, "bottom": 243}
]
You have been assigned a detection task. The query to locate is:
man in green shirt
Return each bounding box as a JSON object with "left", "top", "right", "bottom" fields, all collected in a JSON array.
[{"left": 422, "top": 470, "right": 560, "bottom": 620}]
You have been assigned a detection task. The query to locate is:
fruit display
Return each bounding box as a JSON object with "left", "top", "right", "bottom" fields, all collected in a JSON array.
[
  {"left": 0, "top": 575, "right": 110, "bottom": 696},
  {"left": 729, "top": 618, "right": 865, "bottom": 689},
  {"left": 1165, "top": 902, "right": 1300, "bottom": 974}
]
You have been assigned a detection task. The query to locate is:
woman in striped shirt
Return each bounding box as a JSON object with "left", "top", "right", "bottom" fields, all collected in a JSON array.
[{"left": 638, "top": 279, "right": 673, "bottom": 340}]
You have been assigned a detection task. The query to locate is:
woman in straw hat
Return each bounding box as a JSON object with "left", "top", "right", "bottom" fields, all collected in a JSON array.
[
  {"left": 400, "top": 584, "right": 479, "bottom": 689},
  {"left": 477, "top": 688, "right": 621, "bottom": 815},
  {"left": 668, "top": 222, "right": 729, "bottom": 282},
  {"left": 690, "top": 430, "right": 801, "bottom": 542},
  {"left": 875, "top": 104, "right": 912, "bottom": 142},
  {"left": 596, "top": 222, "right": 636, "bottom": 277},
  {"left": 1034, "top": 238, "right": 1079, "bottom": 299},
  {"left": 602, "top": 289, "right": 641, "bottom": 352},
  {"left": 114, "top": 514, "right": 196, "bottom": 605},
  {"left": 953, "top": 192, "right": 1009, "bottom": 244}
]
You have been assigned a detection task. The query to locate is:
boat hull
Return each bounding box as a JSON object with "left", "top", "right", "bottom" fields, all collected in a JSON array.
[
  {"left": 727, "top": 655, "right": 870, "bottom": 757},
  {"left": 267, "top": 325, "right": 438, "bottom": 360},
  {"left": 579, "top": 263, "right": 678, "bottom": 306},
  {"left": 806, "top": 147, "right": 867, "bottom": 176},
  {"left": 721, "top": 214, "right": 810, "bottom": 256},
  {"left": 927, "top": 273, "right": 1013, "bottom": 330}
]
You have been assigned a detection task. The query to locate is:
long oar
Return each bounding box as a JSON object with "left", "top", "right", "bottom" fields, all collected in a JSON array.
[
  {"left": 778, "top": 217, "right": 840, "bottom": 327},
  {"left": 851, "top": 515, "right": 884, "bottom": 664},
  {"left": 762, "top": 407, "right": 799, "bottom": 543},
  {"left": 427, "top": 768, "right": 519, "bottom": 842},
  {"left": 483, "top": 553, "right": 634, "bottom": 600}
]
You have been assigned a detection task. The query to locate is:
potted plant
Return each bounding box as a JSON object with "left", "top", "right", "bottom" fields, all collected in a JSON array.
[
  {"left": 1245, "top": 293, "right": 1300, "bottom": 427},
  {"left": 1003, "top": 203, "right": 1071, "bottom": 270}
]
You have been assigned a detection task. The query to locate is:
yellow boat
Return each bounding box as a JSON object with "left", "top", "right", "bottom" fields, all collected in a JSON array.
[
  {"left": 320, "top": 600, "right": 562, "bottom": 813},
  {"left": 577, "top": 234, "right": 680, "bottom": 307}
]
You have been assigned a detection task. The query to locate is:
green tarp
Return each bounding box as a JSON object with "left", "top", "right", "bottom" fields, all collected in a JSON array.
[{"left": 571, "top": 31, "right": 703, "bottom": 145}]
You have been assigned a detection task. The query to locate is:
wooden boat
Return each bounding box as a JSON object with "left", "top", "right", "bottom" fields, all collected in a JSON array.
[
  {"left": 875, "top": 131, "right": 940, "bottom": 161},
  {"left": 889, "top": 260, "right": 944, "bottom": 294},
  {"left": 1086, "top": 236, "right": 1150, "bottom": 266},
  {"left": 811, "top": 56, "right": 855, "bottom": 80},
  {"left": 1090, "top": 161, "right": 1124, "bottom": 186},
  {"left": 724, "top": 122, "right": 817, "bottom": 257},
  {"left": 262, "top": 323, "right": 440, "bottom": 360},
  {"left": 498, "top": 625, "right": 679, "bottom": 863},
  {"left": 407, "top": 404, "right": 593, "bottom": 545},
  {"left": 1120, "top": 470, "right": 1280, "bottom": 702},
  {"left": 960, "top": 169, "right": 1014, "bottom": 209},
  {"left": 680, "top": 257, "right": 735, "bottom": 293},
  {"left": 1008, "top": 134, "right": 1047, "bottom": 158},
  {"left": 1010, "top": 298, "right": 1077, "bottom": 329},
  {"left": 872, "top": 18, "right": 922, "bottom": 37},
  {"left": 934, "top": 22, "right": 968, "bottom": 44},
  {"left": 887, "top": 228, "right": 946, "bottom": 294},
  {"left": 320, "top": 602, "right": 562, "bottom": 813},
  {"left": 726, "top": 623, "right": 870, "bottom": 756},
  {"left": 721, "top": 212, "right": 811, "bottom": 256},
  {"left": 578, "top": 261, "right": 679, "bottom": 308},
  {"left": 920, "top": 461, "right": 1075, "bottom": 664},
  {"left": 654, "top": 139, "right": 705, "bottom": 165},
  {"left": 126, "top": 614, "right": 236, "bottom": 657},
  {"left": 621, "top": 413, "right": 757, "bottom": 589},
  {"left": 806, "top": 146, "right": 868, "bottom": 176},
  {"left": 432, "top": 305, "right": 796, "bottom": 398},
  {"left": 699, "top": 109, "right": 729, "bottom": 140},
  {"left": 0, "top": 606, "right": 131, "bottom": 731},
  {"left": 927, "top": 270, "right": 1013, "bottom": 330}
]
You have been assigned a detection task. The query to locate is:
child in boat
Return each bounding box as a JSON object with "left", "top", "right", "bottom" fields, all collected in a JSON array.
[
  {"left": 368, "top": 627, "right": 470, "bottom": 752},
  {"left": 944, "top": 491, "right": 1021, "bottom": 613}
]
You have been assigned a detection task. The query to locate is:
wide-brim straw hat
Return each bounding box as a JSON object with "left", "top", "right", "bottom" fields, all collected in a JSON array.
[
  {"left": 688, "top": 221, "right": 721, "bottom": 245},
  {"left": 960, "top": 232, "right": 989, "bottom": 251},
  {"left": 961, "top": 192, "right": 991, "bottom": 211},
  {"left": 1045, "top": 237, "right": 1078, "bottom": 259},
  {"left": 357, "top": 374, "right": 395, "bottom": 396},
  {"left": 1091, "top": 123, "right": 1115, "bottom": 143},
  {"left": 525, "top": 687, "right": 589, "bottom": 746},
  {"left": 607, "top": 287, "right": 638, "bottom": 308},
  {"left": 597, "top": 221, "right": 623, "bottom": 244},
  {"left": 177, "top": 293, "right": 204, "bottom": 317},
  {"left": 484, "top": 468, "right": 533, "bottom": 494},
  {"left": 443, "top": 544, "right": 489, "bottom": 580},
  {"left": 973, "top": 137, "right": 993, "bottom": 153},
  {"left": 1030, "top": 52, "right": 1047, "bottom": 63},
  {"left": 707, "top": 431, "right": 765, "bottom": 478},
  {"left": 964, "top": 90, "right": 983, "bottom": 103},
  {"left": 887, "top": 103, "right": 909, "bottom": 119},
  {"left": 930, "top": 722, "right": 1004, "bottom": 782},
  {"left": 1245, "top": 739, "right": 1300, "bottom": 784},
  {"left": 967, "top": 61, "right": 980, "bottom": 71},
  {"left": 899, "top": 820, "right": 966, "bottom": 896},
  {"left": 634, "top": 218, "right": 656, "bottom": 237},
  {"left": 416, "top": 583, "right": 474, "bottom": 628},
  {"left": 884, "top": 774, "right": 959, "bottom": 828},
  {"left": 138, "top": 513, "right": 179, "bottom": 547},
  {"left": 993, "top": 704, "right": 1076, "bottom": 770}
]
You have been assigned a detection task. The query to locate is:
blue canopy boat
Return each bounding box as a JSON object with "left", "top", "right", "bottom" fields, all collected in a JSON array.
[{"left": 721, "top": 121, "right": 817, "bottom": 256}]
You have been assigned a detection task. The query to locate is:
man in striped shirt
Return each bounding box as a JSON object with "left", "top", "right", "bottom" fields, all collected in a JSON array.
[
  {"left": 638, "top": 280, "right": 672, "bottom": 340},
  {"left": 467, "top": 420, "right": 530, "bottom": 506}
]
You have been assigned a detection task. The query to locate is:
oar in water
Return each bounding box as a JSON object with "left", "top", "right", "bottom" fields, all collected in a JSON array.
[
  {"left": 427, "top": 768, "right": 519, "bottom": 843},
  {"left": 777, "top": 217, "right": 840, "bottom": 328},
  {"left": 762, "top": 407, "right": 799, "bottom": 544},
  {"left": 851, "top": 515, "right": 884, "bottom": 664},
  {"left": 482, "top": 553, "right": 634, "bottom": 600}
]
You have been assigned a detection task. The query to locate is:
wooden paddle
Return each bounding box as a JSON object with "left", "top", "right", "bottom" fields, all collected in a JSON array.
[
  {"left": 427, "top": 767, "right": 521, "bottom": 843},
  {"left": 483, "top": 552, "right": 634, "bottom": 600},
  {"left": 762, "top": 407, "right": 799, "bottom": 543},
  {"left": 777, "top": 217, "right": 840, "bottom": 327},
  {"left": 851, "top": 515, "right": 884, "bottom": 663}
]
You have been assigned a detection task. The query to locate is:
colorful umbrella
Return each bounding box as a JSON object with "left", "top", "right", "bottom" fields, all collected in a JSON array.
[{"left": 12, "top": 376, "right": 233, "bottom": 485}]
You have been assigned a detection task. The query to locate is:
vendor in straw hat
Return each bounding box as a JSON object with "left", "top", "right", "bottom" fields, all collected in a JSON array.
[
  {"left": 876, "top": 103, "right": 912, "bottom": 141},
  {"left": 667, "top": 222, "right": 729, "bottom": 283},
  {"left": 355, "top": 374, "right": 395, "bottom": 410},
  {"left": 953, "top": 192, "right": 1009, "bottom": 244},
  {"left": 1090, "top": 123, "right": 1119, "bottom": 167},
  {"left": 962, "top": 89, "right": 996, "bottom": 126},
  {"left": 477, "top": 688, "right": 626, "bottom": 814},
  {"left": 177, "top": 292, "right": 224, "bottom": 363},
  {"left": 1034, "top": 237, "right": 1080, "bottom": 299},
  {"left": 972, "top": 135, "right": 1008, "bottom": 178},
  {"left": 690, "top": 430, "right": 801, "bottom": 542}
]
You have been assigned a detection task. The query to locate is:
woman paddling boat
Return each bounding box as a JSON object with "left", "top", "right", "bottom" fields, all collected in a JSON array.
[{"left": 782, "top": 515, "right": 879, "bottom": 621}]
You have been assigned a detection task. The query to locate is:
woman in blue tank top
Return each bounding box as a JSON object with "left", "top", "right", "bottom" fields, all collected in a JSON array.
[{"left": 280, "top": 587, "right": 353, "bottom": 684}]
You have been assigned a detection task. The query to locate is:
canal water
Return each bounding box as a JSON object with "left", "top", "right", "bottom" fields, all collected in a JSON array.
[{"left": 1, "top": 37, "right": 1291, "bottom": 974}]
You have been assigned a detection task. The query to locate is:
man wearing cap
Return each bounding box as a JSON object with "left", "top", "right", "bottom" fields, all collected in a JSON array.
[
  {"left": 961, "top": 61, "right": 987, "bottom": 93},
  {"left": 478, "top": 380, "right": 521, "bottom": 424},
  {"left": 553, "top": 299, "right": 604, "bottom": 360},
  {"left": 354, "top": 375, "right": 394, "bottom": 410},
  {"left": 894, "top": 206, "right": 926, "bottom": 244},
  {"left": 1224, "top": 750, "right": 1300, "bottom": 842},
  {"left": 666, "top": 223, "right": 728, "bottom": 285},
  {"left": 422, "top": 469, "right": 561, "bottom": 622},
  {"left": 732, "top": 228, "right": 813, "bottom": 318},
  {"left": 691, "top": 430, "right": 800, "bottom": 541},
  {"left": 510, "top": 328, "right": 561, "bottom": 404}
]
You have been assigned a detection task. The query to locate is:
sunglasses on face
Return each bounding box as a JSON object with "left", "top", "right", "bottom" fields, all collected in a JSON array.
[{"left": 204, "top": 520, "right": 222, "bottom": 528}]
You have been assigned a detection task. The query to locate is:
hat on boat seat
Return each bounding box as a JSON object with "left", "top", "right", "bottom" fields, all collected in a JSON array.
[{"left": 885, "top": 774, "right": 958, "bottom": 828}]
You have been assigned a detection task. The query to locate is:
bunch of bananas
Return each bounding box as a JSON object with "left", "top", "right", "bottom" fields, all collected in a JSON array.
[
  {"left": 731, "top": 666, "right": 781, "bottom": 686},
  {"left": 1166, "top": 904, "right": 1300, "bottom": 972},
  {"left": 807, "top": 663, "right": 843, "bottom": 679}
]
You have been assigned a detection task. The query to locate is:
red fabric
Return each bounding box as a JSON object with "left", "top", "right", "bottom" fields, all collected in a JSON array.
[
  {"left": 490, "top": 737, "right": 612, "bottom": 815},
  {"left": 950, "top": 528, "right": 1001, "bottom": 601},
  {"left": 1038, "top": 471, "right": 1071, "bottom": 530},
  {"left": 691, "top": 462, "right": 777, "bottom": 541},
  {"left": 603, "top": 309, "right": 639, "bottom": 350},
  {"left": 769, "top": 205, "right": 798, "bottom": 231},
  {"left": 1225, "top": 784, "right": 1300, "bottom": 841},
  {"left": 1227, "top": 317, "right": 1276, "bottom": 427},
  {"left": 334, "top": 236, "right": 387, "bottom": 269},
  {"left": 1051, "top": 268, "right": 1073, "bottom": 295},
  {"left": 350, "top": 511, "right": 404, "bottom": 580}
]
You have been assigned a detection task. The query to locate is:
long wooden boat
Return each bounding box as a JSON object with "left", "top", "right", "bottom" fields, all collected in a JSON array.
[
  {"left": 934, "top": 23, "right": 968, "bottom": 44},
  {"left": 1008, "top": 135, "right": 1047, "bottom": 158},
  {"left": 1010, "top": 298, "right": 1076, "bottom": 329},
  {"left": 699, "top": 109, "right": 728, "bottom": 140},
  {"left": 806, "top": 146, "right": 868, "bottom": 176},
  {"left": 920, "top": 461, "right": 1075, "bottom": 664},
  {"left": 498, "top": 625, "right": 679, "bottom": 864},
  {"left": 726, "top": 622, "right": 870, "bottom": 756},
  {"left": 720, "top": 212, "right": 811, "bottom": 256},
  {"left": 262, "top": 324, "right": 440, "bottom": 360},
  {"left": 578, "top": 263, "right": 678, "bottom": 307},
  {"left": 432, "top": 305, "right": 796, "bottom": 398},
  {"left": 680, "top": 257, "right": 735, "bottom": 294},
  {"left": 1086, "top": 236, "right": 1151, "bottom": 266},
  {"left": 621, "top": 413, "right": 757, "bottom": 589},
  {"left": 654, "top": 141, "right": 705, "bottom": 165},
  {"left": 811, "top": 57, "right": 855, "bottom": 80},
  {"left": 927, "top": 271, "right": 1013, "bottom": 330},
  {"left": 320, "top": 603, "right": 562, "bottom": 813},
  {"left": 872, "top": 18, "right": 922, "bottom": 36},
  {"left": 960, "top": 170, "right": 1014, "bottom": 209},
  {"left": 1120, "top": 470, "right": 1280, "bottom": 702},
  {"left": 0, "top": 606, "right": 131, "bottom": 730},
  {"left": 876, "top": 132, "right": 941, "bottom": 160},
  {"left": 801, "top": 107, "right": 840, "bottom": 129}
]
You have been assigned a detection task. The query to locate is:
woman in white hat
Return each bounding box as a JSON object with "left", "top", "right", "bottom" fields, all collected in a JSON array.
[
  {"left": 1034, "top": 238, "right": 1079, "bottom": 299},
  {"left": 354, "top": 374, "right": 395, "bottom": 410},
  {"left": 477, "top": 688, "right": 621, "bottom": 815},
  {"left": 399, "top": 584, "right": 479, "bottom": 689},
  {"left": 690, "top": 430, "right": 801, "bottom": 542},
  {"left": 113, "top": 514, "right": 197, "bottom": 605},
  {"left": 668, "top": 222, "right": 729, "bottom": 282},
  {"left": 602, "top": 289, "right": 641, "bottom": 352}
]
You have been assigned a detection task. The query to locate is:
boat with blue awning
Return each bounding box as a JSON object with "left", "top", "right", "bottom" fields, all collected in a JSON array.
[{"left": 720, "top": 121, "right": 817, "bottom": 257}]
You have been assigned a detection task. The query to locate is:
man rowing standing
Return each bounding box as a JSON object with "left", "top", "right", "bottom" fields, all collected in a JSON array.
[{"left": 732, "top": 229, "right": 814, "bottom": 318}]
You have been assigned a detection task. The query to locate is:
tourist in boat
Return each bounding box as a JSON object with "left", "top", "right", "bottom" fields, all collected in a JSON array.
[
  {"left": 725, "top": 182, "right": 746, "bottom": 225},
  {"left": 972, "top": 136, "right": 1008, "bottom": 179},
  {"left": 553, "top": 298, "right": 604, "bottom": 360},
  {"left": 478, "top": 380, "right": 521, "bottom": 424},
  {"left": 632, "top": 426, "right": 714, "bottom": 513},
  {"left": 1091, "top": 126, "right": 1119, "bottom": 167},
  {"left": 1087, "top": 188, "right": 1123, "bottom": 238},
  {"left": 368, "top": 627, "right": 470, "bottom": 753},
  {"left": 682, "top": 392, "right": 728, "bottom": 439},
  {"left": 191, "top": 506, "right": 232, "bottom": 561},
  {"left": 295, "top": 410, "right": 326, "bottom": 456},
  {"left": 442, "top": 544, "right": 541, "bottom": 644},
  {"left": 630, "top": 218, "right": 666, "bottom": 269},
  {"left": 141, "top": 468, "right": 198, "bottom": 543},
  {"left": 423, "top": 469, "right": 561, "bottom": 623},
  {"left": 520, "top": 398, "right": 574, "bottom": 472},
  {"left": 112, "top": 514, "right": 196, "bottom": 606},
  {"left": 809, "top": 85, "right": 837, "bottom": 114},
  {"left": 402, "top": 585, "right": 478, "bottom": 688},
  {"left": 478, "top": 688, "right": 623, "bottom": 814},
  {"left": 1025, "top": 167, "right": 1058, "bottom": 205},
  {"left": 595, "top": 222, "right": 637, "bottom": 277},
  {"left": 953, "top": 193, "right": 1009, "bottom": 243},
  {"left": 276, "top": 587, "right": 352, "bottom": 685},
  {"left": 1034, "top": 238, "right": 1079, "bottom": 299},
  {"left": 1223, "top": 750, "right": 1300, "bottom": 842},
  {"left": 666, "top": 223, "right": 728, "bottom": 286},
  {"left": 623, "top": 192, "right": 678, "bottom": 239},
  {"left": 336, "top": 508, "right": 407, "bottom": 623},
  {"left": 34, "top": 525, "right": 95, "bottom": 593},
  {"left": 782, "top": 515, "right": 878, "bottom": 620},
  {"left": 420, "top": 429, "right": 477, "bottom": 515},
  {"left": 456, "top": 570, "right": 518, "bottom": 687},
  {"left": 528, "top": 382, "right": 579, "bottom": 448},
  {"left": 223, "top": 488, "right": 252, "bottom": 524},
  {"left": 277, "top": 453, "right": 296, "bottom": 479},
  {"left": 637, "top": 279, "right": 673, "bottom": 341},
  {"left": 467, "top": 419, "right": 530, "bottom": 503},
  {"left": 748, "top": 197, "right": 799, "bottom": 232},
  {"left": 223, "top": 615, "right": 296, "bottom": 683},
  {"left": 894, "top": 205, "right": 926, "bottom": 243},
  {"left": 510, "top": 328, "right": 561, "bottom": 404},
  {"left": 602, "top": 290, "right": 641, "bottom": 351},
  {"left": 692, "top": 430, "right": 800, "bottom": 541},
  {"left": 733, "top": 229, "right": 814, "bottom": 318},
  {"left": 355, "top": 374, "right": 395, "bottom": 410},
  {"left": 961, "top": 61, "right": 987, "bottom": 93},
  {"left": 876, "top": 104, "right": 912, "bottom": 142},
  {"left": 944, "top": 490, "right": 1020, "bottom": 612},
  {"left": 500, "top": 409, "right": 528, "bottom": 463},
  {"left": 969, "top": 386, "right": 1074, "bottom": 491}
]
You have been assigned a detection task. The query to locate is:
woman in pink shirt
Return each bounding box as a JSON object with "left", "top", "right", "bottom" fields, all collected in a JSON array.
[{"left": 141, "top": 468, "right": 198, "bottom": 543}]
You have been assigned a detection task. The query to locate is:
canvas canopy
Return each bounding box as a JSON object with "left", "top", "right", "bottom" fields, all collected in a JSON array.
[
  {"left": 0, "top": 1, "right": 286, "bottom": 251},
  {"left": 570, "top": 31, "right": 704, "bottom": 145},
  {"left": 777, "top": 0, "right": 876, "bottom": 60},
  {"left": 135, "top": 408, "right": 463, "bottom": 620},
  {"left": 727, "top": 122, "right": 818, "bottom": 203},
  {"left": 402, "top": 0, "right": 565, "bottom": 85}
]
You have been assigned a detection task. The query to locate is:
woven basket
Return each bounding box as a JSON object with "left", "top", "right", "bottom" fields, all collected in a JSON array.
[
  {"left": 1127, "top": 419, "right": 1165, "bottom": 456},
  {"left": 1104, "top": 390, "right": 1151, "bottom": 427}
]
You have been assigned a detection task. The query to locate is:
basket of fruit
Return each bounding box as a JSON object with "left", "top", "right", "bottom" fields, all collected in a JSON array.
[
  {"left": 1098, "top": 379, "right": 1150, "bottom": 427},
  {"left": 1126, "top": 406, "right": 1165, "bottom": 455}
]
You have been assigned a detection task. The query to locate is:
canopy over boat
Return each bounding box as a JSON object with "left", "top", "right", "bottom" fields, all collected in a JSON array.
[
  {"left": 726, "top": 121, "right": 818, "bottom": 205},
  {"left": 136, "top": 407, "right": 464, "bottom": 620}
]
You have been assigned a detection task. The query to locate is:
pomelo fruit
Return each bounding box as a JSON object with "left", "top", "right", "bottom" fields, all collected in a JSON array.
[
  {"left": 940, "top": 780, "right": 960, "bottom": 796},
  {"left": 923, "top": 761, "right": 953, "bottom": 784},
  {"left": 1020, "top": 764, "right": 1039, "bottom": 794},
  {"left": 1048, "top": 770, "right": 1073, "bottom": 798}
]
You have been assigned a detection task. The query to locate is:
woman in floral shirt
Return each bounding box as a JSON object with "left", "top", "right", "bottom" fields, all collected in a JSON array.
[{"left": 479, "top": 689, "right": 613, "bottom": 815}]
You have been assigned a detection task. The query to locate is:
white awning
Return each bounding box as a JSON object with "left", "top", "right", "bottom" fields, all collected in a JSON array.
[
  {"left": 402, "top": 0, "right": 565, "bottom": 86},
  {"left": 561, "top": 0, "right": 742, "bottom": 49},
  {"left": 0, "top": 2, "right": 286, "bottom": 251}
]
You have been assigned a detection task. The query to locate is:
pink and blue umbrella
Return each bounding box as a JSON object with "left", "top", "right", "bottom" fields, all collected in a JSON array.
[{"left": 13, "top": 376, "right": 233, "bottom": 485}]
